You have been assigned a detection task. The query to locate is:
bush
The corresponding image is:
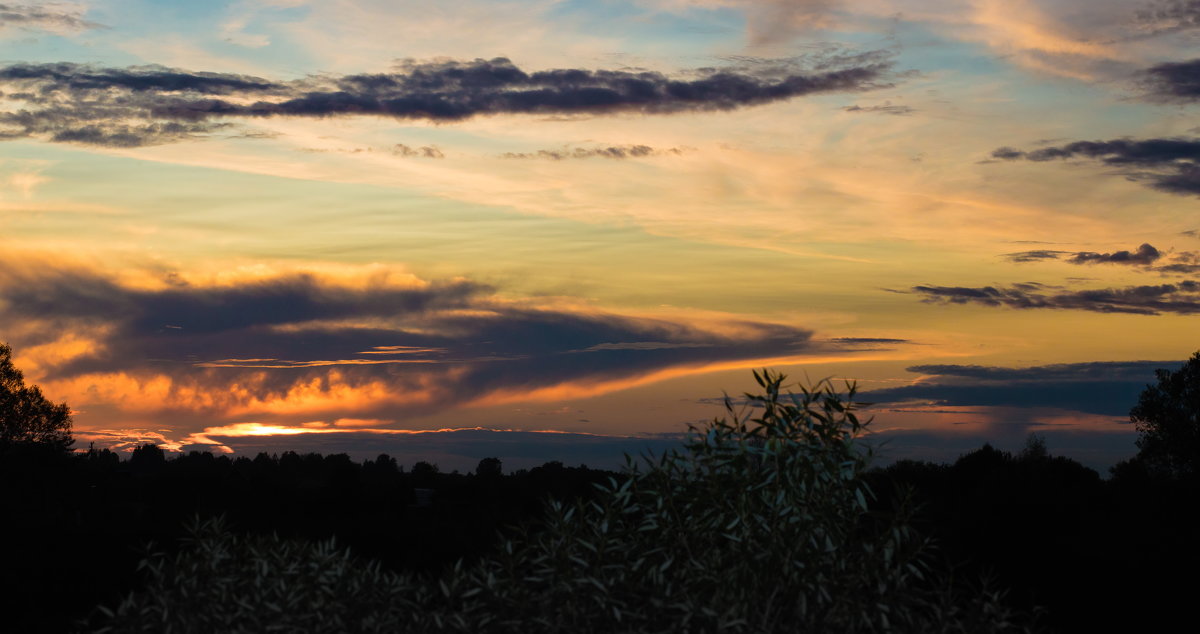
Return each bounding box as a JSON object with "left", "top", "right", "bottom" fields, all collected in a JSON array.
[{"left": 93, "top": 371, "right": 1029, "bottom": 633}]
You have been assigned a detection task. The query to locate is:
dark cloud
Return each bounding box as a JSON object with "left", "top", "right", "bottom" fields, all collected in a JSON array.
[
  {"left": 990, "top": 146, "right": 1025, "bottom": 160},
  {"left": 840, "top": 103, "right": 914, "bottom": 115},
  {"left": 904, "top": 361, "right": 1171, "bottom": 382},
  {"left": 1003, "top": 249, "right": 1070, "bottom": 263},
  {"left": 1154, "top": 257, "right": 1200, "bottom": 274},
  {"left": 1003, "top": 244, "right": 1200, "bottom": 275},
  {"left": 829, "top": 337, "right": 911, "bottom": 344},
  {"left": 0, "top": 62, "right": 280, "bottom": 94},
  {"left": 0, "top": 55, "right": 893, "bottom": 147},
  {"left": 0, "top": 3, "right": 102, "bottom": 32},
  {"left": 990, "top": 137, "right": 1200, "bottom": 195},
  {"left": 1139, "top": 58, "right": 1200, "bottom": 101},
  {"left": 0, "top": 264, "right": 816, "bottom": 417},
  {"left": 50, "top": 121, "right": 222, "bottom": 147},
  {"left": 912, "top": 280, "right": 1200, "bottom": 315},
  {"left": 826, "top": 337, "right": 916, "bottom": 350},
  {"left": 1070, "top": 243, "right": 1161, "bottom": 265},
  {"left": 499, "top": 144, "right": 683, "bottom": 160},
  {"left": 863, "top": 359, "right": 1177, "bottom": 417},
  {"left": 0, "top": 63, "right": 287, "bottom": 146}
]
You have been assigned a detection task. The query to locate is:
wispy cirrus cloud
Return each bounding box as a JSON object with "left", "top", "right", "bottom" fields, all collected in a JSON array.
[
  {"left": 1134, "top": 1, "right": 1200, "bottom": 37},
  {"left": 840, "top": 103, "right": 914, "bottom": 116},
  {"left": 392, "top": 143, "right": 445, "bottom": 159},
  {"left": 0, "top": 54, "right": 893, "bottom": 147},
  {"left": 499, "top": 144, "right": 684, "bottom": 160},
  {"left": 0, "top": 2, "right": 102, "bottom": 34}
]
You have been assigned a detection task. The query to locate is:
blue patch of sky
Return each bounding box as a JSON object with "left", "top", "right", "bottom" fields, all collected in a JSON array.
[
  {"left": 887, "top": 19, "right": 1009, "bottom": 78},
  {"left": 547, "top": 0, "right": 746, "bottom": 63}
]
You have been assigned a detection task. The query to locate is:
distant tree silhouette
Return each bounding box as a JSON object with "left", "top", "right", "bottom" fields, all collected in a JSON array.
[
  {"left": 374, "top": 453, "right": 399, "bottom": 473},
  {"left": 411, "top": 460, "right": 439, "bottom": 487},
  {"left": 1018, "top": 432, "right": 1048, "bottom": 461},
  {"left": 475, "top": 457, "right": 502, "bottom": 477},
  {"left": 129, "top": 443, "right": 166, "bottom": 474},
  {"left": 1129, "top": 352, "right": 1200, "bottom": 479},
  {"left": 0, "top": 342, "right": 73, "bottom": 452},
  {"left": 411, "top": 460, "right": 439, "bottom": 476}
]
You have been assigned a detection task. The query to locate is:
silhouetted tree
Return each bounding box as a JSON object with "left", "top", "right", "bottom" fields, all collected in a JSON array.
[
  {"left": 411, "top": 460, "right": 439, "bottom": 487},
  {"left": 1018, "top": 432, "right": 1048, "bottom": 461},
  {"left": 0, "top": 342, "right": 73, "bottom": 452},
  {"left": 475, "top": 457, "right": 502, "bottom": 478},
  {"left": 411, "top": 461, "right": 438, "bottom": 477},
  {"left": 1129, "top": 351, "right": 1200, "bottom": 479},
  {"left": 129, "top": 442, "right": 166, "bottom": 473},
  {"left": 374, "top": 453, "right": 399, "bottom": 474}
]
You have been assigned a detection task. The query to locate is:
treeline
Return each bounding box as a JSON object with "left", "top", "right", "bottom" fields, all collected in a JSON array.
[
  {"left": 4, "top": 431, "right": 1200, "bottom": 632},
  {"left": 874, "top": 441, "right": 1200, "bottom": 634},
  {"left": 0, "top": 445, "right": 617, "bottom": 633},
  {"left": 3, "top": 428, "right": 1198, "bottom": 631}
]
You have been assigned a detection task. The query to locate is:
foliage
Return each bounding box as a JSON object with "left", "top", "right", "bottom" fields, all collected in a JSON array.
[
  {"left": 0, "top": 342, "right": 73, "bottom": 452},
  {"left": 95, "top": 370, "right": 1029, "bottom": 633},
  {"left": 1129, "top": 351, "right": 1200, "bottom": 480},
  {"left": 92, "top": 516, "right": 427, "bottom": 633}
]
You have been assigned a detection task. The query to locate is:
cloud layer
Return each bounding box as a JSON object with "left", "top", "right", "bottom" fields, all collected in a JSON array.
[
  {"left": 0, "top": 55, "right": 892, "bottom": 147},
  {"left": 0, "top": 262, "right": 818, "bottom": 429},
  {"left": 499, "top": 145, "right": 684, "bottom": 160}
]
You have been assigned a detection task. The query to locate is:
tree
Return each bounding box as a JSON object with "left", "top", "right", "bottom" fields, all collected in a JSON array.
[
  {"left": 1018, "top": 432, "right": 1048, "bottom": 461},
  {"left": 0, "top": 342, "right": 73, "bottom": 452},
  {"left": 1129, "top": 351, "right": 1200, "bottom": 479},
  {"left": 475, "top": 457, "right": 502, "bottom": 478}
]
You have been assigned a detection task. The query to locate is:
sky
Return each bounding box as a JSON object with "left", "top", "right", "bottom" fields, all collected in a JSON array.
[{"left": 2, "top": 0, "right": 1198, "bottom": 472}]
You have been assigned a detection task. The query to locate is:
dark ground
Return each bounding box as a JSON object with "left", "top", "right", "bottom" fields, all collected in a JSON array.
[{"left": 2, "top": 443, "right": 1196, "bottom": 633}]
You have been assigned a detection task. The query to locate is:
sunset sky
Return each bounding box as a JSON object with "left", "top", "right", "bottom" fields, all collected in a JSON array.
[{"left": 2, "top": 0, "right": 1198, "bottom": 471}]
